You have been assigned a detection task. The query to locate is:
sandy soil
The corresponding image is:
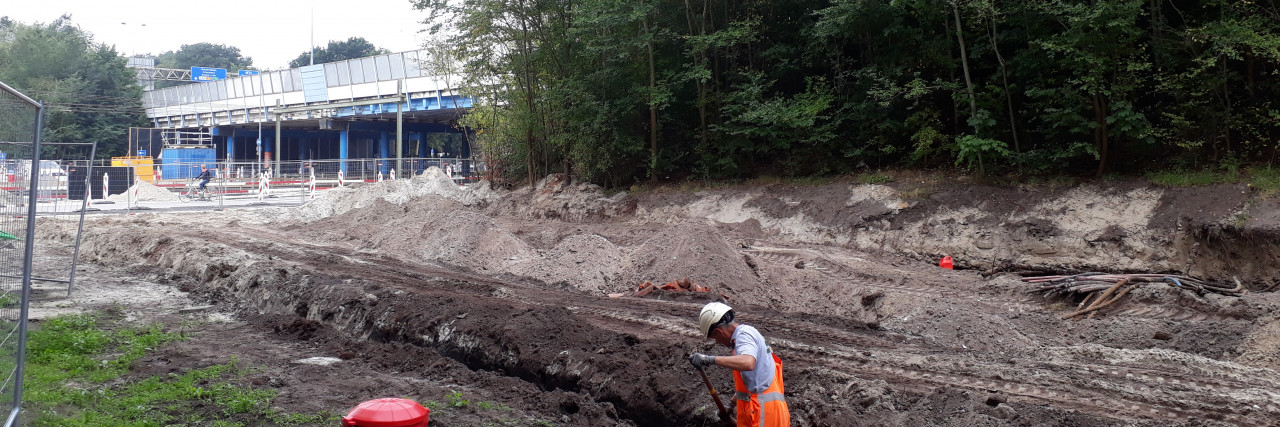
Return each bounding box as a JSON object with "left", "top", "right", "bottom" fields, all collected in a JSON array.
[{"left": 30, "top": 168, "right": 1280, "bottom": 426}]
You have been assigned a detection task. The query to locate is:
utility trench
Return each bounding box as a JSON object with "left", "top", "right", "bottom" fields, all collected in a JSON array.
[{"left": 46, "top": 174, "right": 1280, "bottom": 426}]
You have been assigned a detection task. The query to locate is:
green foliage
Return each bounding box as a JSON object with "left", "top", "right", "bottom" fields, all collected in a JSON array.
[
  {"left": 414, "top": 0, "right": 1280, "bottom": 187},
  {"left": 1146, "top": 170, "right": 1221, "bottom": 187},
  {"left": 1247, "top": 167, "right": 1280, "bottom": 196},
  {"left": 157, "top": 42, "right": 253, "bottom": 72},
  {"left": 153, "top": 42, "right": 255, "bottom": 90},
  {"left": 446, "top": 390, "right": 469, "bottom": 408},
  {"left": 288, "top": 37, "right": 389, "bottom": 69},
  {"left": 854, "top": 173, "right": 893, "bottom": 185},
  {"left": 0, "top": 16, "right": 147, "bottom": 157},
  {"left": 23, "top": 313, "right": 332, "bottom": 426}
]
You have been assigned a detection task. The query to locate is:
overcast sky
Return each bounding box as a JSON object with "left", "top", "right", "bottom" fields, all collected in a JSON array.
[{"left": 4, "top": 0, "right": 433, "bottom": 70}]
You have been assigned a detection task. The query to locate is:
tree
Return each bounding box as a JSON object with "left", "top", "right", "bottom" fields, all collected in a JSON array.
[
  {"left": 0, "top": 15, "right": 147, "bottom": 157},
  {"left": 157, "top": 42, "right": 254, "bottom": 71},
  {"left": 154, "top": 42, "right": 254, "bottom": 90},
  {"left": 411, "top": 0, "right": 1280, "bottom": 186},
  {"left": 288, "top": 37, "right": 389, "bottom": 68}
]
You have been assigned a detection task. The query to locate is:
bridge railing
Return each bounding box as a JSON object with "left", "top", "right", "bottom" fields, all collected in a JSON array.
[{"left": 142, "top": 49, "right": 463, "bottom": 122}]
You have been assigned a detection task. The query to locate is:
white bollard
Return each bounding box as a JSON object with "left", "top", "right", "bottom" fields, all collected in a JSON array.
[
  {"left": 309, "top": 169, "right": 317, "bottom": 200},
  {"left": 377, "top": 171, "right": 384, "bottom": 183},
  {"left": 337, "top": 170, "right": 344, "bottom": 187},
  {"left": 131, "top": 176, "right": 141, "bottom": 207},
  {"left": 102, "top": 173, "right": 109, "bottom": 200},
  {"left": 390, "top": 169, "right": 396, "bottom": 181},
  {"left": 257, "top": 171, "right": 267, "bottom": 201}
]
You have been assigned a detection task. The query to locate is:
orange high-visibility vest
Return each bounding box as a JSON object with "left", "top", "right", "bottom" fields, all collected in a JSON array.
[{"left": 731, "top": 351, "right": 790, "bottom": 427}]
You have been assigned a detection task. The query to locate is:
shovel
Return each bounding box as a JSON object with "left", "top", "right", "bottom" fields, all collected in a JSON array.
[{"left": 696, "top": 366, "right": 731, "bottom": 423}]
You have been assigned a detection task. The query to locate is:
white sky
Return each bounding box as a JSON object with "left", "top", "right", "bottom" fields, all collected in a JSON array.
[{"left": 3, "top": 0, "right": 433, "bottom": 70}]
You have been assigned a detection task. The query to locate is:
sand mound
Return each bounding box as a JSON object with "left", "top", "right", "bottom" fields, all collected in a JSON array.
[
  {"left": 106, "top": 180, "right": 180, "bottom": 203},
  {"left": 510, "top": 233, "right": 626, "bottom": 293},
  {"left": 280, "top": 167, "right": 504, "bottom": 223},
  {"left": 616, "top": 222, "right": 757, "bottom": 301},
  {"left": 486, "top": 174, "right": 632, "bottom": 221}
]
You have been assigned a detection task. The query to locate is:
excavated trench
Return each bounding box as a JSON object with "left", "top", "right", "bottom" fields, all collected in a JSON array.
[
  {"left": 44, "top": 175, "right": 1280, "bottom": 426},
  {"left": 75, "top": 222, "right": 721, "bottom": 426}
]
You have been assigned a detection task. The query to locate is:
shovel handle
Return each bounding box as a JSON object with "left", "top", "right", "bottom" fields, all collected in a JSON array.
[{"left": 697, "top": 366, "right": 730, "bottom": 419}]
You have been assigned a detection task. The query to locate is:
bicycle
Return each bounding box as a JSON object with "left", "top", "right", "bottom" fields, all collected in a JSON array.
[{"left": 178, "top": 178, "right": 217, "bottom": 202}]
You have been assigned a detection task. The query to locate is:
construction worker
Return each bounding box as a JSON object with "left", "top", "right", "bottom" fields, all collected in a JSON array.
[{"left": 689, "top": 302, "right": 790, "bottom": 426}]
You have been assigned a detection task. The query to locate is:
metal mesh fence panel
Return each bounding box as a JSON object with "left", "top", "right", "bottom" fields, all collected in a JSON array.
[{"left": 0, "top": 81, "right": 40, "bottom": 426}]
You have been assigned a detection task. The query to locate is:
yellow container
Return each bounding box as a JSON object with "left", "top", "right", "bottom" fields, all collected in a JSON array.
[{"left": 111, "top": 156, "right": 156, "bottom": 182}]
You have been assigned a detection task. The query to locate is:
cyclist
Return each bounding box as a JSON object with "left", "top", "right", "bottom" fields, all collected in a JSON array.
[{"left": 196, "top": 164, "right": 212, "bottom": 196}]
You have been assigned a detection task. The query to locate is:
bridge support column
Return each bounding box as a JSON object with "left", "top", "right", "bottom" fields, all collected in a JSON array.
[
  {"left": 262, "top": 135, "right": 273, "bottom": 173},
  {"left": 396, "top": 82, "right": 404, "bottom": 176},
  {"left": 379, "top": 131, "right": 390, "bottom": 176},
  {"left": 415, "top": 132, "right": 426, "bottom": 174},
  {"left": 225, "top": 136, "right": 234, "bottom": 163},
  {"left": 339, "top": 130, "right": 349, "bottom": 174}
]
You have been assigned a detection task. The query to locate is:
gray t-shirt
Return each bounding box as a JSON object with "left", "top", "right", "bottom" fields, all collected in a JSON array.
[{"left": 732, "top": 324, "right": 776, "bottom": 394}]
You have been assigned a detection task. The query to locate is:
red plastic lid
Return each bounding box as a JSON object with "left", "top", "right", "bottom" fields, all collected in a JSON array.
[{"left": 341, "top": 398, "right": 430, "bottom": 427}]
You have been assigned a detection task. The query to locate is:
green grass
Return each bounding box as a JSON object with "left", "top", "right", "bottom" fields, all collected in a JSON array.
[
  {"left": 1146, "top": 170, "right": 1221, "bottom": 187},
  {"left": 1145, "top": 166, "right": 1280, "bottom": 196},
  {"left": 22, "top": 313, "right": 332, "bottom": 426},
  {"left": 1247, "top": 166, "right": 1280, "bottom": 195},
  {"left": 853, "top": 173, "right": 893, "bottom": 185},
  {"left": 446, "top": 390, "right": 470, "bottom": 408}
]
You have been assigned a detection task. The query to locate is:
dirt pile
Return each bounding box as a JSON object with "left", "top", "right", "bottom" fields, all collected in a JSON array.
[
  {"left": 106, "top": 180, "right": 180, "bottom": 203},
  {"left": 486, "top": 174, "right": 633, "bottom": 221},
  {"left": 616, "top": 223, "right": 755, "bottom": 299},
  {"left": 280, "top": 167, "right": 503, "bottom": 223},
  {"left": 40, "top": 171, "right": 1280, "bottom": 426}
]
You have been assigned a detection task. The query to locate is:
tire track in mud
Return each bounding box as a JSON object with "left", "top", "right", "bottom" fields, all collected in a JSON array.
[
  {"left": 781, "top": 337, "right": 1276, "bottom": 426},
  {"left": 310, "top": 244, "right": 1280, "bottom": 424},
  {"left": 744, "top": 247, "right": 1037, "bottom": 309},
  {"left": 740, "top": 246, "right": 1277, "bottom": 423},
  {"left": 108, "top": 225, "right": 1280, "bottom": 426}
]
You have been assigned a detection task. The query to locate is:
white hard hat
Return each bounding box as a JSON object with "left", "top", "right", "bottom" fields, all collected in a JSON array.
[{"left": 698, "top": 302, "right": 734, "bottom": 337}]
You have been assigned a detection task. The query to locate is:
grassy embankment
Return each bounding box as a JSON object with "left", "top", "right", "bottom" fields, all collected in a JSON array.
[{"left": 20, "top": 312, "right": 331, "bottom": 426}]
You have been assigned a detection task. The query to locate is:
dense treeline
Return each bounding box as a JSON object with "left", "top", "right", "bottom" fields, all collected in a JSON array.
[
  {"left": 0, "top": 16, "right": 147, "bottom": 157},
  {"left": 415, "top": 0, "right": 1280, "bottom": 187}
]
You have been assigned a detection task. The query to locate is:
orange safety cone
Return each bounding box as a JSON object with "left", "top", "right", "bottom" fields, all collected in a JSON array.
[{"left": 940, "top": 256, "right": 954, "bottom": 270}]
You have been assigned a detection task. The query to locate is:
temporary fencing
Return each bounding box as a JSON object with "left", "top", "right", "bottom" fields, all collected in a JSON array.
[
  {"left": 32, "top": 156, "right": 486, "bottom": 211},
  {"left": 0, "top": 81, "right": 93, "bottom": 426}
]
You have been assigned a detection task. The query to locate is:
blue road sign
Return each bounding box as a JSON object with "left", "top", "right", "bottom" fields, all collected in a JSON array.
[
  {"left": 137, "top": 150, "right": 147, "bottom": 156},
  {"left": 238, "top": 70, "right": 259, "bottom": 76},
  {"left": 191, "top": 66, "right": 228, "bottom": 81}
]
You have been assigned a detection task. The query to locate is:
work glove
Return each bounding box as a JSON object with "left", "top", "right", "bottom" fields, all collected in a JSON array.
[{"left": 689, "top": 352, "right": 716, "bottom": 368}]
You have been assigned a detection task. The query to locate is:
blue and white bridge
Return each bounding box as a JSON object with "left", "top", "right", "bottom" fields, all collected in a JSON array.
[{"left": 140, "top": 49, "right": 473, "bottom": 177}]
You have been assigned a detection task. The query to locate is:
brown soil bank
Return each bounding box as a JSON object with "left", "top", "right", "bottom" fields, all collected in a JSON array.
[{"left": 50, "top": 171, "right": 1280, "bottom": 426}]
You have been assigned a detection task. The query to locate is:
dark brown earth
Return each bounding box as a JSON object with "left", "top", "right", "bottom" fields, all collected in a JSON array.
[{"left": 30, "top": 169, "right": 1280, "bottom": 426}]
